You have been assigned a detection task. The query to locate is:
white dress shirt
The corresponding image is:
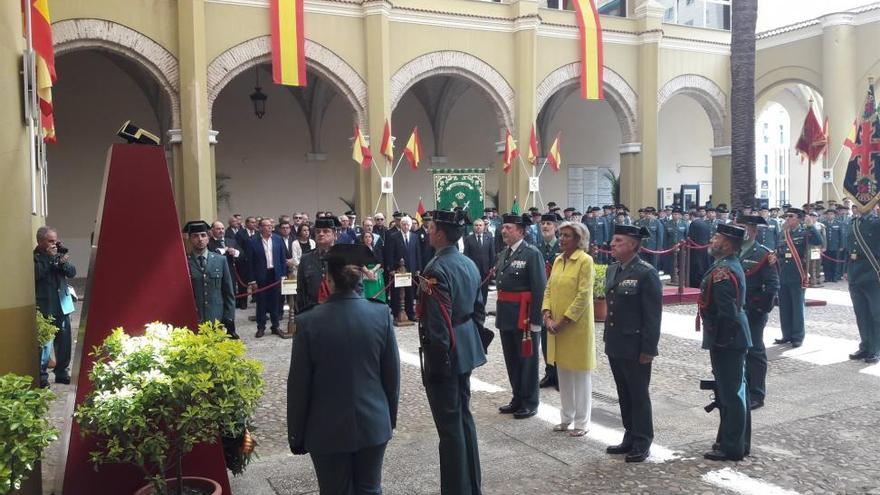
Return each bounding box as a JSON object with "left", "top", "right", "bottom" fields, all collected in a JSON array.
[{"left": 261, "top": 235, "right": 274, "bottom": 269}]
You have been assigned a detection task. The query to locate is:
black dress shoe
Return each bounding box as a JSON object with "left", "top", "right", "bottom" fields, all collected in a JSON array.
[
  {"left": 791, "top": 341, "right": 803, "bottom": 348},
  {"left": 539, "top": 375, "right": 557, "bottom": 388},
  {"left": 255, "top": 328, "right": 265, "bottom": 338},
  {"left": 39, "top": 380, "right": 49, "bottom": 389},
  {"left": 749, "top": 399, "right": 764, "bottom": 410},
  {"left": 849, "top": 350, "right": 869, "bottom": 360},
  {"left": 606, "top": 443, "right": 633, "bottom": 455},
  {"left": 773, "top": 338, "right": 790, "bottom": 345},
  {"left": 55, "top": 376, "right": 71, "bottom": 385},
  {"left": 513, "top": 408, "right": 537, "bottom": 419},
  {"left": 625, "top": 450, "right": 649, "bottom": 463},
  {"left": 866, "top": 354, "right": 880, "bottom": 364},
  {"left": 498, "top": 403, "right": 519, "bottom": 414},
  {"left": 704, "top": 450, "right": 742, "bottom": 461},
  {"left": 270, "top": 327, "right": 281, "bottom": 335},
  {"left": 711, "top": 442, "right": 720, "bottom": 452}
]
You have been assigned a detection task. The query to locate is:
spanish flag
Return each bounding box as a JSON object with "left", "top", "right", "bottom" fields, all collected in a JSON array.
[
  {"left": 352, "top": 125, "right": 372, "bottom": 169},
  {"left": 24, "top": 0, "right": 56, "bottom": 143},
  {"left": 503, "top": 128, "right": 519, "bottom": 174},
  {"left": 572, "top": 0, "right": 604, "bottom": 100},
  {"left": 528, "top": 125, "right": 539, "bottom": 166},
  {"left": 270, "top": 0, "right": 307, "bottom": 87},
  {"left": 547, "top": 132, "right": 562, "bottom": 172},
  {"left": 380, "top": 119, "right": 394, "bottom": 162},
  {"left": 415, "top": 198, "right": 426, "bottom": 226},
  {"left": 404, "top": 127, "right": 423, "bottom": 171}
]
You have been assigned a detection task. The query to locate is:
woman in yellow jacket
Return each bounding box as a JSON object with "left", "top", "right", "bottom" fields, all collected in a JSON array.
[{"left": 542, "top": 221, "right": 595, "bottom": 436}]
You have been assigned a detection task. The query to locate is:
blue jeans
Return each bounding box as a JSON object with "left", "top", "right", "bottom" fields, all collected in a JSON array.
[{"left": 39, "top": 337, "right": 55, "bottom": 385}]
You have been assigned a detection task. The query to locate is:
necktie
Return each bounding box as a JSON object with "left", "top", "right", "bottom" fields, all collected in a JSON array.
[
  {"left": 478, "top": 234, "right": 483, "bottom": 246},
  {"left": 198, "top": 255, "right": 206, "bottom": 269},
  {"left": 404, "top": 233, "right": 408, "bottom": 247}
]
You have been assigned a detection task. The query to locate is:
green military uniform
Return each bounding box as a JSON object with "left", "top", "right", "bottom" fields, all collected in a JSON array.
[
  {"left": 663, "top": 214, "right": 688, "bottom": 284},
  {"left": 699, "top": 246, "right": 752, "bottom": 461},
  {"left": 536, "top": 227, "right": 560, "bottom": 387},
  {"left": 495, "top": 214, "right": 547, "bottom": 417},
  {"left": 737, "top": 216, "right": 780, "bottom": 408},
  {"left": 187, "top": 249, "right": 236, "bottom": 326},
  {"left": 603, "top": 225, "right": 662, "bottom": 461},
  {"left": 847, "top": 214, "right": 880, "bottom": 363},
  {"left": 776, "top": 212, "right": 822, "bottom": 345},
  {"left": 419, "top": 211, "right": 487, "bottom": 494},
  {"left": 640, "top": 212, "right": 664, "bottom": 268}
]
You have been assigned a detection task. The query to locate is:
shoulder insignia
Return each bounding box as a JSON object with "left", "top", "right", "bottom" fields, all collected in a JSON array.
[{"left": 712, "top": 267, "right": 731, "bottom": 284}]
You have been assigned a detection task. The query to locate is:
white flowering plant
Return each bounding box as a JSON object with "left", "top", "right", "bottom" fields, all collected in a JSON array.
[{"left": 74, "top": 322, "right": 263, "bottom": 495}]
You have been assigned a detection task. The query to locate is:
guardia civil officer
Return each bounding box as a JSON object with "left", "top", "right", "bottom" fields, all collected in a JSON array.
[
  {"left": 295, "top": 217, "right": 338, "bottom": 313},
  {"left": 418, "top": 209, "right": 487, "bottom": 494},
  {"left": 735, "top": 216, "right": 780, "bottom": 410},
  {"left": 536, "top": 213, "right": 561, "bottom": 390},
  {"left": 664, "top": 207, "right": 688, "bottom": 285},
  {"left": 495, "top": 213, "right": 547, "bottom": 419},
  {"left": 847, "top": 205, "right": 880, "bottom": 364},
  {"left": 288, "top": 243, "right": 400, "bottom": 494},
  {"left": 640, "top": 207, "right": 664, "bottom": 268},
  {"left": 775, "top": 207, "right": 822, "bottom": 347},
  {"left": 698, "top": 224, "right": 751, "bottom": 461},
  {"left": 603, "top": 225, "right": 662, "bottom": 463},
  {"left": 184, "top": 220, "right": 238, "bottom": 338}
]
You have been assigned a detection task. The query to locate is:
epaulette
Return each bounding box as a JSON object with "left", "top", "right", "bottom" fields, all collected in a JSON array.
[{"left": 712, "top": 267, "right": 732, "bottom": 284}]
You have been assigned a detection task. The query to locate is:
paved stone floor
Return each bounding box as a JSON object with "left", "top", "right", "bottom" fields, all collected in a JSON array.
[{"left": 42, "top": 279, "right": 880, "bottom": 494}]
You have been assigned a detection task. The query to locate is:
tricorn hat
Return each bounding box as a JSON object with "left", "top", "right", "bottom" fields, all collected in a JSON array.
[
  {"left": 324, "top": 243, "right": 377, "bottom": 267},
  {"left": 716, "top": 223, "right": 746, "bottom": 239},
  {"left": 613, "top": 224, "right": 650, "bottom": 239},
  {"left": 432, "top": 209, "right": 471, "bottom": 227},
  {"left": 182, "top": 220, "right": 210, "bottom": 235},
  {"left": 314, "top": 217, "right": 340, "bottom": 229},
  {"left": 736, "top": 215, "right": 767, "bottom": 226}
]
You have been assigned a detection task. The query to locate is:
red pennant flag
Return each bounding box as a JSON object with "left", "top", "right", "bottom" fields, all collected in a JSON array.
[
  {"left": 528, "top": 125, "right": 539, "bottom": 165},
  {"left": 404, "top": 127, "right": 423, "bottom": 170},
  {"left": 547, "top": 132, "right": 562, "bottom": 172},
  {"left": 352, "top": 126, "right": 372, "bottom": 169},
  {"left": 795, "top": 105, "right": 827, "bottom": 164},
  {"left": 380, "top": 119, "right": 394, "bottom": 161},
  {"left": 503, "top": 129, "right": 519, "bottom": 174}
]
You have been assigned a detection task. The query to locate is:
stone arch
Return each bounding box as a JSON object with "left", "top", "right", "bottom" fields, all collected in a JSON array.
[
  {"left": 658, "top": 74, "right": 728, "bottom": 147},
  {"left": 389, "top": 51, "right": 515, "bottom": 136},
  {"left": 53, "top": 18, "right": 180, "bottom": 129},
  {"left": 207, "top": 37, "right": 368, "bottom": 129},
  {"left": 755, "top": 66, "right": 823, "bottom": 103},
  {"left": 535, "top": 63, "right": 639, "bottom": 143}
]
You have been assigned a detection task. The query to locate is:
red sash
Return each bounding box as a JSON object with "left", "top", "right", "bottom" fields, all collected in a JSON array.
[
  {"left": 497, "top": 290, "right": 534, "bottom": 357},
  {"left": 784, "top": 229, "right": 808, "bottom": 288}
]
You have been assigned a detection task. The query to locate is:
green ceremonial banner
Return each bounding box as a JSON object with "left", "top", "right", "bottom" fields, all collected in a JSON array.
[{"left": 431, "top": 169, "right": 487, "bottom": 220}]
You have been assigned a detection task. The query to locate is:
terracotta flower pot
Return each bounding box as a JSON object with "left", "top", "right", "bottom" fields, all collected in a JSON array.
[
  {"left": 594, "top": 297, "right": 607, "bottom": 322},
  {"left": 133, "top": 477, "right": 221, "bottom": 495}
]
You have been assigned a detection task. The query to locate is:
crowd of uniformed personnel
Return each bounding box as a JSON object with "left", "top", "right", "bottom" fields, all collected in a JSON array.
[{"left": 171, "top": 193, "right": 880, "bottom": 493}]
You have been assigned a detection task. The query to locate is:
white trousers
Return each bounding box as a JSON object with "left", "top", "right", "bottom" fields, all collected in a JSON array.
[{"left": 558, "top": 368, "right": 592, "bottom": 430}]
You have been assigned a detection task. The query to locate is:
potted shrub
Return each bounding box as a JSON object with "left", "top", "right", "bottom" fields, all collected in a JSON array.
[
  {"left": 593, "top": 263, "right": 608, "bottom": 322},
  {"left": 74, "top": 322, "right": 264, "bottom": 495},
  {"left": 0, "top": 373, "right": 58, "bottom": 494}
]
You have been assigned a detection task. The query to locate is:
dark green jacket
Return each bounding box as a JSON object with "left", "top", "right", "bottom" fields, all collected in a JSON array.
[
  {"left": 603, "top": 257, "right": 662, "bottom": 359},
  {"left": 776, "top": 224, "right": 822, "bottom": 285},
  {"left": 494, "top": 241, "right": 547, "bottom": 330},
  {"left": 847, "top": 215, "right": 880, "bottom": 286},
  {"left": 699, "top": 255, "right": 751, "bottom": 351},
  {"left": 34, "top": 249, "right": 76, "bottom": 317},
  {"left": 739, "top": 242, "right": 779, "bottom": 313},
  {"left": 188, "top": 250, "right": 235, "bottom": 324}
]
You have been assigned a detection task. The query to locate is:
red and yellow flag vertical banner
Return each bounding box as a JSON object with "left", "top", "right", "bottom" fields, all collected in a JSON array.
[
  {"left": 28, "top": 0, "right": 57, "bottom": 142},
  {"left": 352, "top": 126, "right": 372, "bottom": 169},
  {"left": 415, "top": 198, "right": 426, "bottom": 225},
  {"left": 527, "top": 125, "right": 539, "bottom": 166},
  {"left": 270, "top": 0, "right": 307, "bottom": 86},
  {"left": 380, "top": 119, "right": 394, "bottom": 162},
  {"left": 572, "top": 0, "right": 604, "bottom": 100},
  {"left": 404, "top": 127, "right": 423, "bottom": 171},
  {"left": 547, "top": 132, "right": 562, "bottom": 172},
  {"left": 503, "top": 128, "right": 519, "bottom": 174}
]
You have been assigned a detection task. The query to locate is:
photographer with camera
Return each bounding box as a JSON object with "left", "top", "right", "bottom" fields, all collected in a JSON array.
[{"left": 34, "top": 226, "right": 77, "bottom": 388}]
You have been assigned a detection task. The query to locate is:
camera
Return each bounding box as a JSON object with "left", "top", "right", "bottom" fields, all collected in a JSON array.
[{"left": 56, "top": 242, "right": 69, "bottom": 255}]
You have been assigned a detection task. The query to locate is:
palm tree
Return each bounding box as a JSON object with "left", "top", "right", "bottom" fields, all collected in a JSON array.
[{"left": 729, "top": 0, "right": 758, "bottom": 209}]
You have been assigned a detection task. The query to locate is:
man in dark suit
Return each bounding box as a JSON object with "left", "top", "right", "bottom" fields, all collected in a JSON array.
[
  {"left": 209, "top": 221, "right": 242, "bottom": 282},
  {"left": 603, "top": 225, "right": 662, "bottom": 463},
  {"left": 463, "top": 218, "right": 495, "bottom": 309},
  {"left": 288, "top": 243, "right": 399, "bottom": 493},
  {"left": 246, "top": 218, "right": 287, "bottom": 337},
  {"left": 419, "top": 210, "right": 487, "bottom": 494},
  {"left": 185, "top": 221, "right": 238, "bottom": 338},
  {"left": 233, "top": 216, "right": 259, "bottom": 309},
  {"left": 495, "top": 213, "right": 546, "bottom": 419},
  {"left": 384, "top": 215, "right": 421, "bottom": 323}
]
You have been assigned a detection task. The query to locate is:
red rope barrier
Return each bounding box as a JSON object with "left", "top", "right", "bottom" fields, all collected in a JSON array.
[
  {"left": 232, "top": 267, "right": 284, "bottom": 299},
  {"left": 820, "top": 252, "right": 848, "bottom": 264}
]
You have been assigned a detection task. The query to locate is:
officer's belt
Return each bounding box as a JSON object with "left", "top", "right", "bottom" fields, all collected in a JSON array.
[
  {"left": 452, "top": 313, "right": 474, "bottom": 326},
  {"left": 497, "top": 290, "right": 533, "bottom": 333}
]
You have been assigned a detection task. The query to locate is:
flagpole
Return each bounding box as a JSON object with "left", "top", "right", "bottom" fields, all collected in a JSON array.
[
  {"left": 391, "top": 153, "right": 405, "bottom": 176},
  {"left": 538, "top": 157, "right": 549, "bottom": 177}
]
